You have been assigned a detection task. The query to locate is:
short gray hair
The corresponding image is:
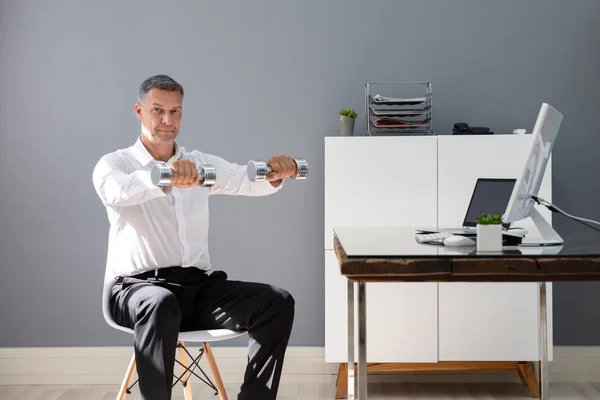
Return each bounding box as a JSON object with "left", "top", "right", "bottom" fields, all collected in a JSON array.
[{"left": 137, "top": 74, "right": 184, "bottom": 104}]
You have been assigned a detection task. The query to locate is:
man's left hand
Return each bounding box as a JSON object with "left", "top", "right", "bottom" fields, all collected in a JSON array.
[{"left": 265, "top": 155, "right": 297, "bottom": 187}]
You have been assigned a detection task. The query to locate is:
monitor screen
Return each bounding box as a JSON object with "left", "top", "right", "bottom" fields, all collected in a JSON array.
[{"left": 463, "top": 178, "right": 517, "bottom": 227}]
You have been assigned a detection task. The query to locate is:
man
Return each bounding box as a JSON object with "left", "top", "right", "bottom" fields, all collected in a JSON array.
[{"left": 92, "top": 74, "right": 296, "bottom": 400}]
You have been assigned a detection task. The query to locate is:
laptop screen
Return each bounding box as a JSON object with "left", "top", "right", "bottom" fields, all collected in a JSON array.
[{"left": 463, "top": 178, "right": 516, "bottom": 227}]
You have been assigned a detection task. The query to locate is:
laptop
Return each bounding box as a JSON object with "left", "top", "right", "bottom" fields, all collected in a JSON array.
[{"left": 417, "top": 178, "right": 517, "bottom": 236}]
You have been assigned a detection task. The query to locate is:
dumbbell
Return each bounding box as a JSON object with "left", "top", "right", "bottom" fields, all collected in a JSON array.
[
  {"left": 150, "top": 161, "right": 217, "bottom": 187},
  {"left": 247, "top": 158, "right": 308, "bottom": 182}
]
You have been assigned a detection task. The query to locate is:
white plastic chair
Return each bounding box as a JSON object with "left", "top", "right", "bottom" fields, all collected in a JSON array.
[{"left": 102, "top": 273, "right": 246, "bottom": 400}]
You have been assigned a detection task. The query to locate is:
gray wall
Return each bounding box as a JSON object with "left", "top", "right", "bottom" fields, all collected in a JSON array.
[{"left": 1, "top": 0, "right": 600, "bottom": 347}]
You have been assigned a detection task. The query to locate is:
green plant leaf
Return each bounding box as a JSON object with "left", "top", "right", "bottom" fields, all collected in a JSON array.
[
  {"left": 475, "top": 213, "right": 503, "bottom": 225},
  {"left": 339, "top": 108, "right": 357, "bottom": 119}
]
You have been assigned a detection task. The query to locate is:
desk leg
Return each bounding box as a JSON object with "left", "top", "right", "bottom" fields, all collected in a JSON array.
[
  {"left": 347, "top": 280, "right": 355, "bottom": 399},
  {"left": 539, "top": 281, "right": 548, "bottom": 400},
  {"left": 357, "top": 282, "right": 367, "bottom": 399}
]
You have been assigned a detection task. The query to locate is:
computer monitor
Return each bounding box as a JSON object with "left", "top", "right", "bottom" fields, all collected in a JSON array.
[{"left": 503, "top": 103, "right": 563, "bottom": 246}]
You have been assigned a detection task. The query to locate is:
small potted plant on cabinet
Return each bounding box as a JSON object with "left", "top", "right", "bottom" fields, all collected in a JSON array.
[
  {"left": 339, "top": 108, "right": 358, "bottom": 136},
  {"left": 475, "top": 213, "right": 504, "bottom": 252}
]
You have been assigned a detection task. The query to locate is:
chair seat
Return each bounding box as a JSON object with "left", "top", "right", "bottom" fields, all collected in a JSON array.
[
  {"left": 110, "top": 322, "right": 245, "bottom": 342},
  {"left": 178, "top": 329, "right": 246, "bottom": 342}
]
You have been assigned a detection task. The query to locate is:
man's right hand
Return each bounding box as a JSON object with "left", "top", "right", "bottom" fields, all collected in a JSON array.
[{"left": 169, "top": 160, "right": 200, "bottom": 188}]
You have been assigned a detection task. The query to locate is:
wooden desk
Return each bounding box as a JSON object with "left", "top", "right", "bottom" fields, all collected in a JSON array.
[{"left": 333, "top": 226, "right": 600, "bottom": 400}]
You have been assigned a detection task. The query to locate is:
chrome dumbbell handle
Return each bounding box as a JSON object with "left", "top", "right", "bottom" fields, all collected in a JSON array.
[
  {"left": 150, "top": 162, "right": 217, "bottom": 187},
  {"left": 247, "top": 158, "right": 308, "bottom": 182}
]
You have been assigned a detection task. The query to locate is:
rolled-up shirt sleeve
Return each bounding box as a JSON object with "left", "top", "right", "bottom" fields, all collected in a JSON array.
[{"left": 193, "top": 151, "right": 283, "bottom": 196}]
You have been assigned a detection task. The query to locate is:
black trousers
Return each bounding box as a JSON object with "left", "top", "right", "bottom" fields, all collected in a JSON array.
[{"left": 110, "top": 266, "right": 295, "bottom": 400}]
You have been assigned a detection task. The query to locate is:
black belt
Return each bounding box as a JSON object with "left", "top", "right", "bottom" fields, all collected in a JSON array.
[{"left": 121, "top": 266, "right": 205, "bottom": 281}]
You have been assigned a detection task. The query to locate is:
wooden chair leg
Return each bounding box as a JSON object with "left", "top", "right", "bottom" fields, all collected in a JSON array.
[
  {"left": 118, "top": 353, "right": 136, "bottom": 400},
  {"left": 203, "top": 343, "right": 228, "bottom": 400},
  {"left": 178, "top": 340, "right": 194, "bottom": 400}
]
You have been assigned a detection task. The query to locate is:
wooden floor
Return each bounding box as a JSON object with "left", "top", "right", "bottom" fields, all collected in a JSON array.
[{"left": 2, "top": 380, "right": 600, "bottom": 399}]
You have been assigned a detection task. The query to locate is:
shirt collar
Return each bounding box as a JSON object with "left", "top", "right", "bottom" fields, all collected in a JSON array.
[{"left": 132, "top": 136, "right": 182, "bottom": 166}]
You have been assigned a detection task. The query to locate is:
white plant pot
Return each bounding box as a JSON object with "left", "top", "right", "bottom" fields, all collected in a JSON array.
[{"left": 477, "top": 224, "right": 502, "bottom": 252}]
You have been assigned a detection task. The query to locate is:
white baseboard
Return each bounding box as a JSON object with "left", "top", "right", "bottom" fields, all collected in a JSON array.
[{"left": 1, "top": 346, "right": 600, "bottom": 385}]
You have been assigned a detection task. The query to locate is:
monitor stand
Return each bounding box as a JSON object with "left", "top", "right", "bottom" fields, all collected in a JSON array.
[{"left": 519, "top": 207, "right": 564, "bottom": 247}]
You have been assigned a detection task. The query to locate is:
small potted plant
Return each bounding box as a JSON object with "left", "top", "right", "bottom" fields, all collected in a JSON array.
[
  {"left": 339, "top": 108, "right": 358, "bottom": 136},
  {"left": 475, "top": 213, "right": 504, "bottom": 252}
]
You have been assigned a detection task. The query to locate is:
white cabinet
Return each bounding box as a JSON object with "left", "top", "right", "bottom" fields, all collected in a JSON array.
[
  {"left": 324, "top": 136, "right": 440, "bottom": 363},
  {"left": 436, "top": 135, "right": 553, "bottom": 361},
  {"left": 324, "top": 135, "right": 553, "bottom": 364}
]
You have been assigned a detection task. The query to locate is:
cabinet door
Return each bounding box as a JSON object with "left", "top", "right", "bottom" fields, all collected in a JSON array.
[
  {"left": 324, "top": 136, "right": 438, "bottom": 250},
  {"left": 438, "top": 282, "right": 553, "bottom": 361},
  {"left": 437, "top": 135, "right": 553, "bottom": 361},
  {"left": 324, "top": 250, "right": 439, "bottom": 363},
  {"left": 436, "top": 134, "right": 553, "bottom": 234}
]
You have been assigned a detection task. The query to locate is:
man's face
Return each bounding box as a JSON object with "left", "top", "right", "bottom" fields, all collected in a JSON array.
[{"left": 135, "top": 88, "right": 183, "bottom": 146}]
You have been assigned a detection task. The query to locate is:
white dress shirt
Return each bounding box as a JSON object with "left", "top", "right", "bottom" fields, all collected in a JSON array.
[{"left": 93, "top": 137, "right": 282, "bottom": 279}]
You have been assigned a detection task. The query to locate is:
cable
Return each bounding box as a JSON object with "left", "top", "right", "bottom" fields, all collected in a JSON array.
[
  {"left": 531, "top": 195, "right": 600, "bottom": 233},
  {"left": 561, "top": 213, "right": 600, "bottom": 233},
  {"left": 531, "top": 195, "right": 600, "bottom": 227}
]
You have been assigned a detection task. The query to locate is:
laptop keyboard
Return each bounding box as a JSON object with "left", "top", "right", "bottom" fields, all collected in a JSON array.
[{"left": 415, "top": 231, "right": 453, "bottom": 244}]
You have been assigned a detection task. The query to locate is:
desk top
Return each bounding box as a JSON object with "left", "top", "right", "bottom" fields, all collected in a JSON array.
[{"left": 333, "top": 226, "right": 600, "bottom": 282}]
